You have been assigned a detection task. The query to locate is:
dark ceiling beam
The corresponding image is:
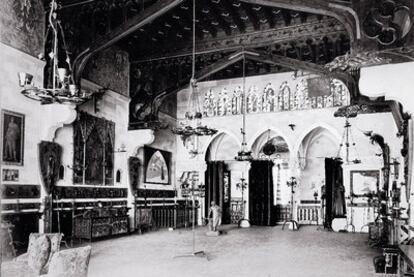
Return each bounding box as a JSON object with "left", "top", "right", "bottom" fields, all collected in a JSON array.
[
  {"left": 263, "top": 7, "right": 275, "bottom": 28},
  {"left": 196, "top": 8, "right": 218, "bottom": 38},
  {"left": 239, "top": 0, "right": 359, "bottom": 49},
  {"left": 207, "top": 3, "right": 232, "bottom": 36},
  {"left": 173, "top": 6, "right": 203, "bottom": 39},
  {"left": 221, "top": 0, "right": 246, "bottom": 33},
  {"left": 240, "top": 2, "right": 261, "bottom": 30},
  {"left": 72, "top": 0, "right": 184, "bottom": 84},
  {"left": 131, "top": 18, "right": 347, "bottom": 62},
  {"left": 281, "top": 10, "right": 291, "bottom": 26}
]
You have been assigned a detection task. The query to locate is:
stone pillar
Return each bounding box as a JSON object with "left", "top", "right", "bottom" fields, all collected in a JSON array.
[
  {"left": 197, "top": 162, "right": 208, "bottom": 226},
  {"left": 289, "top": 153, "right": 301, "bottom": 222}
]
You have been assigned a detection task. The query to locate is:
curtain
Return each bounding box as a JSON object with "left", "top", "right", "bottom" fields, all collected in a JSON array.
[
  {"left": 249, "top": 160, "right": 275, "bottom": 226},
  {"left": 324, "top": 158, "right": 346, "bottom": 229},
  {"left": 204, "top": 161, "right": 225, "bottom": 220}
]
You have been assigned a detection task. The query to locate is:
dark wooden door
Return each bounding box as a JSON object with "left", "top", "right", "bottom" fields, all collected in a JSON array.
[
  {"left": 249, "top": 160, "right": 275, "bottom": 226},
  {"left": 205, "top": 161, "right": 231, "bottom": 224}
]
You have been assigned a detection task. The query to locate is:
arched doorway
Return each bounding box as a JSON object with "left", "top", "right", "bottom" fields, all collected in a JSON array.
[
  {"left": 296, "top": 126, "right": 340, "bottom": 225},
  {"left": 204, "top": 132, "right": 240, "bottom": 224},
  {"left": 297, "top": 126, "right": 339, "bottom": 200},
  {"left": 250, "top": 130, "right": 291, "bottom": 225}
]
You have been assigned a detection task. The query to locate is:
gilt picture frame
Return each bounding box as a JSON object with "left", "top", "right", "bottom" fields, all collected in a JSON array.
[
  {"left": 350, "top": 170, "right": 380, "bottom": 197},
  {"left": 2, "top": 110, "right": 25, "bottom": 166}
]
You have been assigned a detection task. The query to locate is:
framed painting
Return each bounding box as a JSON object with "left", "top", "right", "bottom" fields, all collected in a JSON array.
[
  {"left": 350, "top": 170, "right": 380, "bottom": 197},
  {"left": 2, "top": 110, "right": 25, "bottom": 165},
  {"left": 144, "top": 146, "right": 171, "bottom": 185},
  {"left": 2, "top": 169, "right": 19, "bottom": 182}
]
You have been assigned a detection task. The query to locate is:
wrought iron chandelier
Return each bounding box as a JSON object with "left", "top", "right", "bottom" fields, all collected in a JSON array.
[
  {"left": 18, "top": 0, "right": 92, "bottom": 105},
  {"left": 235, "top": 52, "right": 253, "bottom": 161},
  {"left": 171, "top": 0, "right": 217, "bottom": 142},
  {"left": 336, "top": 118, "right": 361, "bottom": 164}
]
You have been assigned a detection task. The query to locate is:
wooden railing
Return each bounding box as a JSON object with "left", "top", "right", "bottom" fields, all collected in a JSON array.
[
  {"left": 135, "top": 204, "right": 198, "bottom": 231},
  {"left": 297, "top": 205, "right": 320, "bottom": 225}
]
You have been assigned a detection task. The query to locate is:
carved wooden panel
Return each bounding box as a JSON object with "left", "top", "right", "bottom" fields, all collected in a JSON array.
[
  {"left": 1, "top": 184, "right": 41, "bottom": 199},
  {"left": 73, "top": 112, "right": 115, "bottom": 186},
  {"left": 54, "top": 186, "right": 127, "bottom": 199},
  {"left": 39, "top": 141, "right": 62, "bottom": 194}
]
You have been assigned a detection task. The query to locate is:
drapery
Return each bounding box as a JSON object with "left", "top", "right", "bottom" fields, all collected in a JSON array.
[
  {"left": 205, "top": 161, "right": 230, "bottom": 224},
  {"left": 249, "top": 160, "right": 275, "bottom": 226},
  {"left": 324, "top": 158, "right": 346, "bottom": 229}
]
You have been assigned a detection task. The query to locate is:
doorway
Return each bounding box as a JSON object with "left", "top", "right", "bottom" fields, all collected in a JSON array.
[{"left": 249, "top": 160, "right": 276, "bottom": 226}]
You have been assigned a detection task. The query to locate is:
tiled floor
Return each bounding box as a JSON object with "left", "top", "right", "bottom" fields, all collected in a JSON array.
[{"left": 88, "top": 225, "right": 380, "bottom": 277}]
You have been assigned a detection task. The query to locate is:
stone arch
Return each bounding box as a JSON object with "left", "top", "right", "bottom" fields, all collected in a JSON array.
[
  {"left": 293, "top": 122, "right": 341, "bottom": 156},
  {"left": 250, "top": 128, "right": 292, "bottom": 160},
  {"left": 204, "top": 131, "right": 241, "bottom": 161},
  {"left": 295, "top": 125, "right": 341, "bottom": 200}
]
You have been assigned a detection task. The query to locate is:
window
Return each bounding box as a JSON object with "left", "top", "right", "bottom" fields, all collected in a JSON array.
[{"left": 73, "top": 112, "right": 115, "bottom": 185}]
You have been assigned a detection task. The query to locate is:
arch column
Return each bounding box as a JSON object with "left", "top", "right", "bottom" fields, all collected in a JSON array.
[
  {"left": 197, "top": 161, "right": 208, "bottom": 226},
  {"left": 289, "top": 152, "right": 301, "bottom": 222}
]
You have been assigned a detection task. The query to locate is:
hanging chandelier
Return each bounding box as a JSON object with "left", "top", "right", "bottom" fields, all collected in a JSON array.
[
  {"left": 18, "top": 0, "right": 92, "bottom": 105},
  {"left": 235, "top": 52, "right": 253, "bottom": 162},
  {"left": 336, "top": 118, "right": 361, "bottom": 164},
  {"left": 171, "top": 0, "right": 217, "bottom": 142}
]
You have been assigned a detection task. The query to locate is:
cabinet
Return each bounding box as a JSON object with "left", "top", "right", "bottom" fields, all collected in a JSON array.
[{"left": 73, "top": 209, "right": 129, "bottom": 240}]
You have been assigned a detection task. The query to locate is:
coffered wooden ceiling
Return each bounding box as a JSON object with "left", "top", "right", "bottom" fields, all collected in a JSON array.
[
  {"left": 57, "top": 0, "right": 350, "bottom": 77},
  {"left": 51, "top": 0, "right": 414, "bottom": 128}
]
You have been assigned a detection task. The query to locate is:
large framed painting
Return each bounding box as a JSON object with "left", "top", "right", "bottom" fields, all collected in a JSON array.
[
  {"left": 2, "top": 110, "right": 25, "bottom": 165},
  {"left": 144, "top": 146, "right": 171, "bottom": 185},
  {"left": 350, "top": 170, "right": 380, "bottom": 197}
]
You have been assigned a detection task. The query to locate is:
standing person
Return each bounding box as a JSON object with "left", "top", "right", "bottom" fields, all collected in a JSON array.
[{"left": 208, "top": 201, "right": 222, "bottom": 232}]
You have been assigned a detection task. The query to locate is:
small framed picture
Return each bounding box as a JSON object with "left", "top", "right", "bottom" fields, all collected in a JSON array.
[
  {"left": 2, "top": 169, "right": 19, "bottom": 182},
  {"left": 2, "top": 110, "right": 25, "bottom": 165},
  {"left": 350, "top": 170, "right": 380, "bottom": 197}
]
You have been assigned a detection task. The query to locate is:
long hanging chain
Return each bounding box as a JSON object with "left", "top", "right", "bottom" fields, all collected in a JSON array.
[{"left": 241, "top": 50, "right": 247, "bottom": 150}]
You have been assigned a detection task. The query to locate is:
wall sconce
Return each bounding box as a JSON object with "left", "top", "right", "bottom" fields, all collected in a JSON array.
[
  {"left": 288, "top": 124, "right": 296, "bottom": 131},
  {"left": 114, "top": 143, "right": 127, "bottom": 153},
  {"left": 391, "top": 158, "right": 400, "bottom": 179},
  {"left": 18, "top": 72, "right": 33, "bottom": 87}
]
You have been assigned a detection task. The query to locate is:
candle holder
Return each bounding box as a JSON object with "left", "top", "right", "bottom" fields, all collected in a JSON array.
[
  {"left": 282, "top": 177, "right": 299, "bottom": 231},
  {"left": 236, "top": 177, "right": 250, "bottom": 228}
]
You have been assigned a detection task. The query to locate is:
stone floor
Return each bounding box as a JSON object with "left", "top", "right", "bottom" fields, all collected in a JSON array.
[{"left": 88, "top": 225, "right": 380, "bottom": 277}]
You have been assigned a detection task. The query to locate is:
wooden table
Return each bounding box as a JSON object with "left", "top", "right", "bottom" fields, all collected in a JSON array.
[{"left": 399, "top": 245, "right": 414, "bottom": 276}]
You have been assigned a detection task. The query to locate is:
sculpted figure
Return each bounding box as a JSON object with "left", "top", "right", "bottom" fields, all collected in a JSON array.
[{"left": 208, "top": 201, "right": 222, "bottom": 232}]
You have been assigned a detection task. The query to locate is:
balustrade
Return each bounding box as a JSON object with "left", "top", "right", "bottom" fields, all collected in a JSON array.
[{"left": 202, "top": 78, "right": 349, "bottom": 117}]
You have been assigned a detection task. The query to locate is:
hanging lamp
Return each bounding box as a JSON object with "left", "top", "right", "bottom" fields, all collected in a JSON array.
[
  {"left": 18, "top": 0, "right": 93, "bottom": 105},
  {"left": 336, "top": 117, "right": 361, "bottom": 164},
  {"left": 171, "top": 0, "right": 217, "bottom": 145},
  {"left": 235, "top": 52, "right": 253, "bottom": 161}
]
